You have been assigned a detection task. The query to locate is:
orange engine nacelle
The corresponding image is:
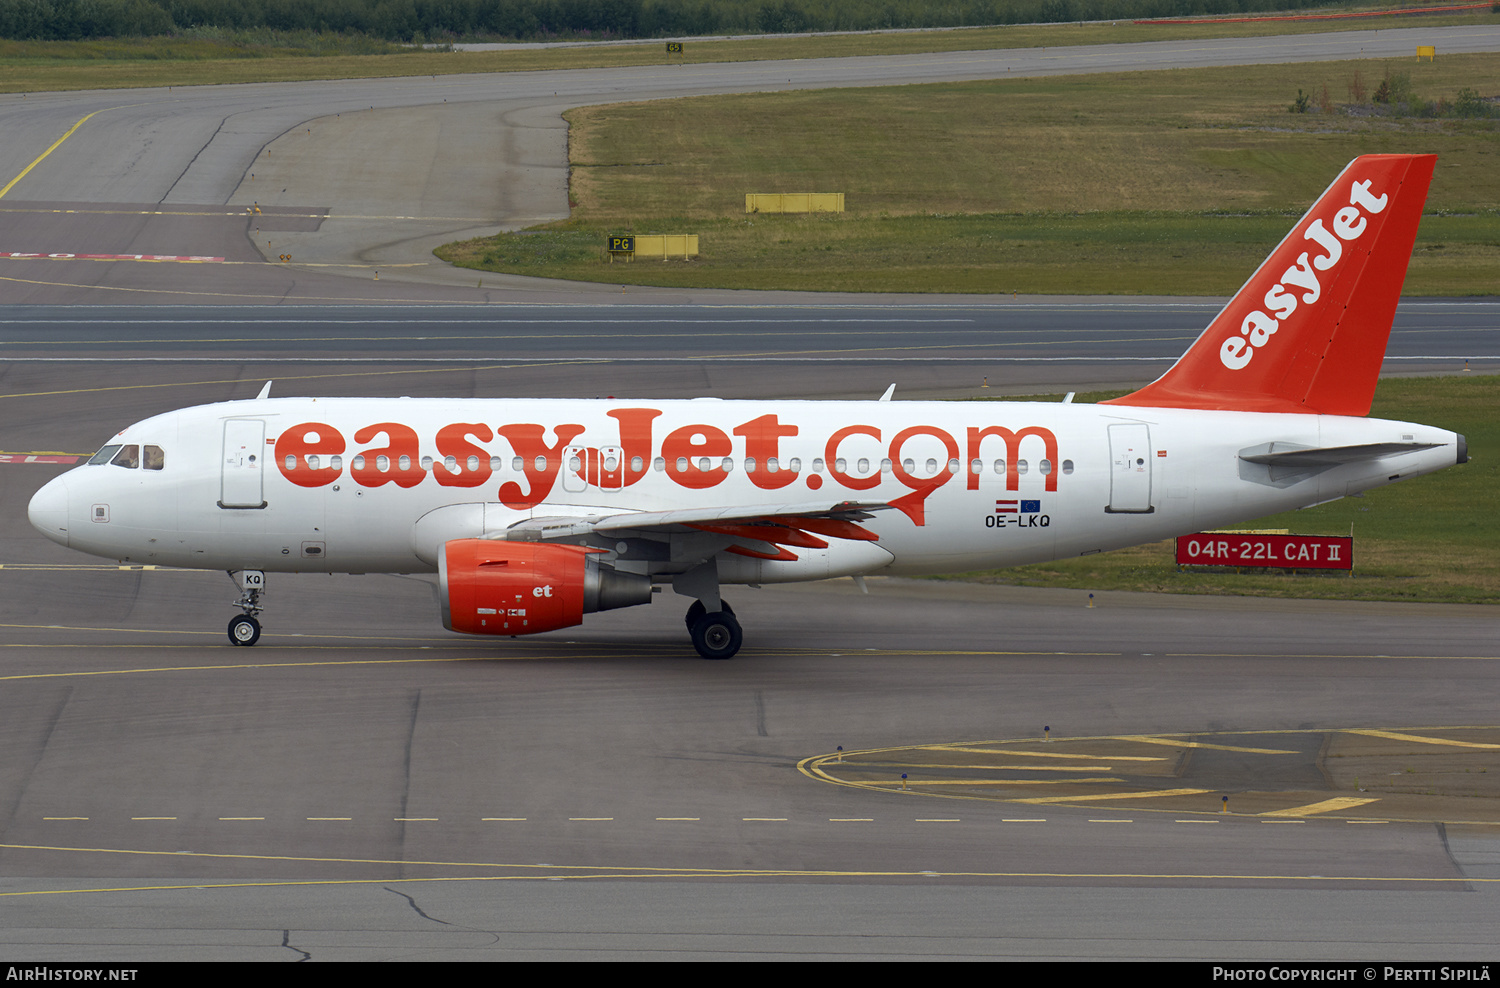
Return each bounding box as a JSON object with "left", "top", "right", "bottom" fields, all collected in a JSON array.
[{"left": 439, "top": 540, "right": 652, "bottom": 636}]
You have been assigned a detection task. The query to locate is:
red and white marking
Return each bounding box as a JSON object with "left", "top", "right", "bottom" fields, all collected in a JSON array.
[
  {"left": 0, "top": 252, "right": 224, "bottom": 262},
  {"left": 0, "top": 454, "right": 81, "bottom": 464}
]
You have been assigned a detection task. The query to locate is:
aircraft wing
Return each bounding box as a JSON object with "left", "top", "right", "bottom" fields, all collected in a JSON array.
[
  {"left": 411, "top": 498, "right": 901, "bottom": 567},
  {"left": 505, "top": 499, "right": 891, "bottom": 546}
]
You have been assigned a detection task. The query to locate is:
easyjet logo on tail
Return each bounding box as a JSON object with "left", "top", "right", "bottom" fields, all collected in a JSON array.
[{"left": 1219, "top": 179, "right": 1389, "bottom": 371}]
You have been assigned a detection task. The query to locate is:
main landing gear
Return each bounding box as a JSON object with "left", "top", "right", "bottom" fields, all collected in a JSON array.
[
  {"left": 684, "top": 599, "right": 741, "bottom": 660},
  {"left": 673, "top": 561, "right": 741, "bottom": 660},
  {"left": 227, "top": 570, "right": 265, "bottom": 646}
]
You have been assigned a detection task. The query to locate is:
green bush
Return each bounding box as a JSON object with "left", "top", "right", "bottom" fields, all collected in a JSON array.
[{"left": 1455, "top": 87, "right": 1493, "bottom": 118}]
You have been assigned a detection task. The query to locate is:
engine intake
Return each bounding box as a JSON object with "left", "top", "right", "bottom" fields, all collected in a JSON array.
[{"left": 439, "top": 539, "right": 652, "bottom": 636}]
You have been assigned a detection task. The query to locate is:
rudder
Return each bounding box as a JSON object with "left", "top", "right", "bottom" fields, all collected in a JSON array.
[{"left": 1102, "top": 154, "right": 1436, "bottom": 417}]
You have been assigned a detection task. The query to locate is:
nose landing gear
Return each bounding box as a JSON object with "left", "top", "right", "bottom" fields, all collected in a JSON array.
[
  {"left": 228, "top": 613, "right": 261, "bottom": 646},
  {"left": 227, "top": 570, "right": 265, "bottom": 646}
]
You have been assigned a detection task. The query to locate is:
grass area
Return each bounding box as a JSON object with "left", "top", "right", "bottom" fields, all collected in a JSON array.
[
  {"left": 1, "top": 8, "right": 1496, "bottom": 92},
  {"left": 440, "top": 211, "right": 1500, "bottom": 295},
  {"left": 936, "top": 375, "right": 1500, "bottom": 604},
  {"left": 437, "top": 53, "right": 1500, "bottom": 294}
]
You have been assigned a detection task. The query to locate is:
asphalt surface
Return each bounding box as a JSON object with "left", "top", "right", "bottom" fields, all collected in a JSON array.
[
  {"left": 1, "top": 545, "right": 1498, "bottom": 959},
  {"left": 1, "top": 301, "right": 1497, "bottom": 361},
  {"left": 0, "top": 27, "right": 1498, "bottom": 961}
]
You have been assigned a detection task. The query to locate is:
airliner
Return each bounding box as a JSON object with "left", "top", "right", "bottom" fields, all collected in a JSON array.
[{"left": 27, "top": 154, "right": 1465, "bottom": 658}]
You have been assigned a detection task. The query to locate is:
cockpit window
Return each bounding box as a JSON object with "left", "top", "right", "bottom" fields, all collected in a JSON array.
[
  {"left": 143, "top": 445, "right": 165, "bottom": 471},
  {"left": 109, "top": 445, "right": 140, "bottom": 469},
  {"left": 87, "top": 444, "right": 123, "bottom": 466}
]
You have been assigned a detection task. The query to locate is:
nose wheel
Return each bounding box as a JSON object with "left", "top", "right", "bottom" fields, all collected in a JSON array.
[
  {"left": 228, "top": 614, "right": 261, "bottom": 646},
  {"left": 685, "top": 600, "right": 741, "bottom": 660},
  {"left": 227, "top": 569, "right": 266, "bottom": 646}
]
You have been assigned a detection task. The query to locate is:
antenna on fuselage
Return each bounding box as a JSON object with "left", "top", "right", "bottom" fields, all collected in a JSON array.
[
  {"left": 256, "top": 381, "right": 273, "bottom": 399},
  {"left": 878, "top": 384, "right": 895, "bottom": 402}
]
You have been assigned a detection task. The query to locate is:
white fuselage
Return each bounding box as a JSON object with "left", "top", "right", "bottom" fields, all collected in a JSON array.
[{"left": 28, "top": 396, "right": 1462, "bottom": 583}]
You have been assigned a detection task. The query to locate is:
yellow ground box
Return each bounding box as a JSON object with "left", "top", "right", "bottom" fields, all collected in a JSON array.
[
  {"left": 631, "top": 234, "right": 698, "bottom": 258},
  {"left": 745, "top": 193, "right": 845, "bottom": 214}
]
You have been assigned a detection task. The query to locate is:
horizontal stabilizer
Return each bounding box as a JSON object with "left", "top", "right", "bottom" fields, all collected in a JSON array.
[{"left": 1239, "top": 441, "right": 1443, "bottom": 468}]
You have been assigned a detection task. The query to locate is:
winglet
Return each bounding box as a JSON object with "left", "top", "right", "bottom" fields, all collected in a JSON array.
[{"left": 1102, "top": 154, "right": 1436, "bottom": 417}]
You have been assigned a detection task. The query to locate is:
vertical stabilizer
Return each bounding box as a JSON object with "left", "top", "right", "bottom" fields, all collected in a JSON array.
[{"left": 1102, "top": 154, "right": 1435, "bottom": 416}]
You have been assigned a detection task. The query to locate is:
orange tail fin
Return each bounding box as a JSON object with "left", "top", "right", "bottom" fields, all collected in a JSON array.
[{"left": 1102, "top": 154, "right": 1435, "bottom": 417}]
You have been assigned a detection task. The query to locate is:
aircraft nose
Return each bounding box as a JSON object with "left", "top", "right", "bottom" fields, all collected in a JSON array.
[{"left": 28, "top": 475, "right": 70, "bottom": 547}]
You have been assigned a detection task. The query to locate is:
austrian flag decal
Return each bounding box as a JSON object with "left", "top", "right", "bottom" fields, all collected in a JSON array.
[{"left": 986, "top": 499, "right": 1049, "bottom": 530}]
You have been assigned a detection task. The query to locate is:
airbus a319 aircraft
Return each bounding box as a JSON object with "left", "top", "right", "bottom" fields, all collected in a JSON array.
[{"left": 28, "top": 154, "right": 1465, "bottom": 659}]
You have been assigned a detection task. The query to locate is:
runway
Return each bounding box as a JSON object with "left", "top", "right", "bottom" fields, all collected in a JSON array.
[
  {"left": 1, "top": 28, "right": 1498, "bottom": 960},
  {"left": 0, "top": 302, "right": 1491, "bottom": 422}
]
